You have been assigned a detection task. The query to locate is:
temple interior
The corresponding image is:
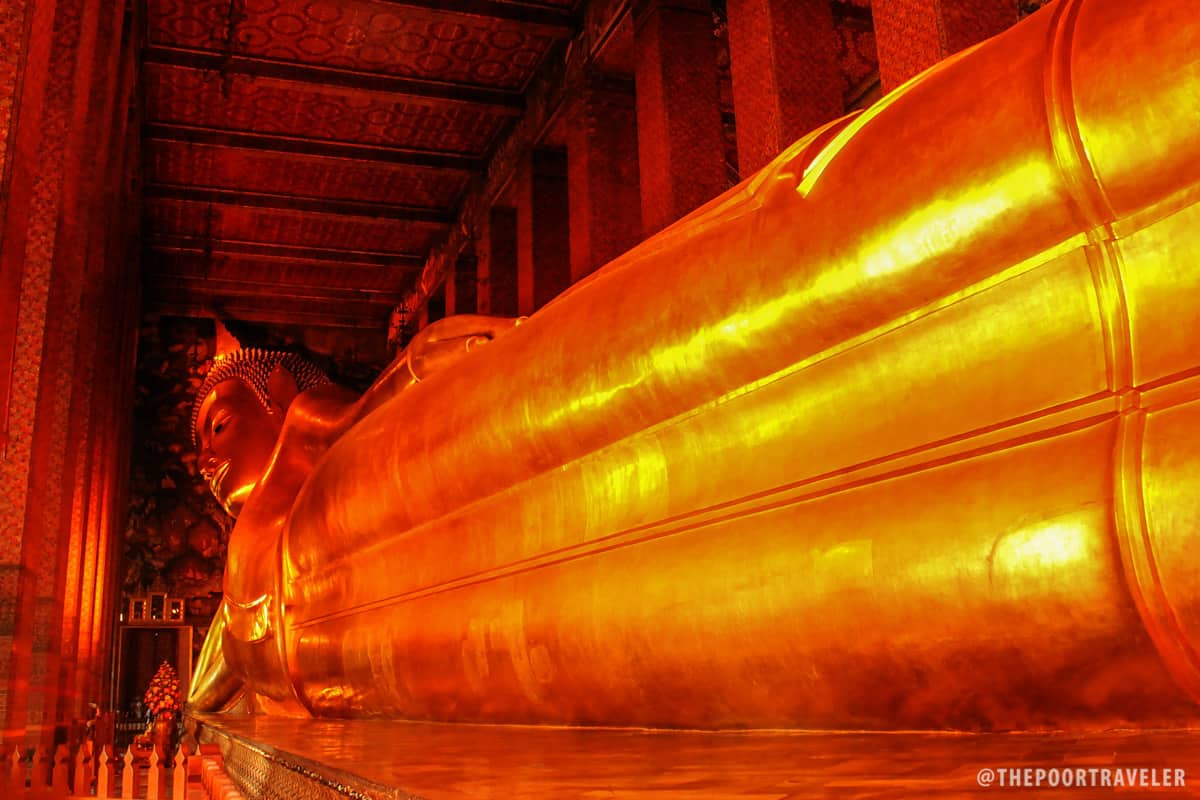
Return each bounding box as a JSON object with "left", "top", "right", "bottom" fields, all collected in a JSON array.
[{"left": 3, "top": 0, "right": 1200, "bottom": 796}]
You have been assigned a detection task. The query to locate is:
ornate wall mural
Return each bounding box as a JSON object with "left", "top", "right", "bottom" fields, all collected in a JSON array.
[{"left": 124, "top": 316, "right": 229, "bottom": 608}]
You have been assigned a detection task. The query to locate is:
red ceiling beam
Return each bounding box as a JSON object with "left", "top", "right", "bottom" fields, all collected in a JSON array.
[
  {"left": 145, "top": 250, "right": 417, "bottom": 294},
  {"left": 147, "top": 274, "right": 405, "bottom": 305},
  {"left": 149, "top": 287, "right": 394, "bottom": 316},
  {"left": 142, "top": 123, "right": 483, "bottom": 172},
  {"left": 144, "top": 184, "right": 454, "bottom": 223},
  {"left": 373, "top": 0, "right": 578, "bottom": 37},
  {"left": 146, "top": 301, "right": 389, "bottom": 330},
  {"left": 147, "top": 236, "right": 424, "bottom": 268},
  {"left": 143, "top": 46, "right": 525, "bottom": 112}
]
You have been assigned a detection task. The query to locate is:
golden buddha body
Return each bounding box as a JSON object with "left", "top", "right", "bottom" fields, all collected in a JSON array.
[{"left": 191, "top": 0, "right": 1200, "bottom": 730}]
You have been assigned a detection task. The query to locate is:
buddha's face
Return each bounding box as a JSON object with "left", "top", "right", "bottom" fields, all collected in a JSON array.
[{"left": 195, "top": 378, "right": 282, "bottom": 517}]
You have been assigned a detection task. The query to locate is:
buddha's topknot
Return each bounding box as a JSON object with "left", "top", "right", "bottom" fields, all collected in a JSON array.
[{"left": 191, "top": 348, "right": 331, "bottom": 446}]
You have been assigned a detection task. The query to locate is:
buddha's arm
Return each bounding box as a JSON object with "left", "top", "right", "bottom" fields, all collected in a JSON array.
[
  {"left": 187, "top": 605, "right": 243, "bottom": 712},
  {"left": 246, "top": 315, "right": 521, "bottom": 458}
]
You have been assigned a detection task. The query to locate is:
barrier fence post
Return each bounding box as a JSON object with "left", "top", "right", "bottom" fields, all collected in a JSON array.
[
  {"left": 73, "top": 741, "right": 92, "bottom": 796},
  {"left": 7, "top": 746, "right": 23, "bottom": 797},
  {"left": 121, "top": 747, "right": 135, "bottom": 799},
  {"left": 97, "top": 746, "right": 114, "bottom": 799},
  {"left": 147, "top": 748, "right": 161, "bottom": 800},
  {"left": 172, "top": 748, "right": 187, "bottom": 799},
  {"left": 30, "top": 747, "right": 48, "bottom": 795}
]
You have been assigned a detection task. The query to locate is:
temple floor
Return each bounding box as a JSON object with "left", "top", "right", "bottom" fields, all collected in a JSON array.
[{"left": 192, "top": 715, "right": 1200, "bottom": 799}]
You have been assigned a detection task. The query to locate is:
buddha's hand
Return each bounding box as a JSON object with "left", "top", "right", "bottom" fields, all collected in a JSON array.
[
  {"left": 357, "top": 314, "right": 524, "bottom": 420},
  {"left": 406, "top": 314, "right": 524, "bottom": 382}
]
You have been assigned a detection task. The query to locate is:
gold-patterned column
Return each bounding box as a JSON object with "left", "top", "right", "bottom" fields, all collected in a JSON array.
[
  {"left": 633, "top": 0, "right": 727, "bottom": 235},
  {"left": 873, "top": 0, "right": 1019, "bottom": 91},
  {"left": 726, "top": 0, "right": 844, "bottom": 174},
  {"left": 0, "top": 0, "right": 137, "bottom": 747},
  {"left": 566, "top": 72, "right": 641, "bottom": 283}
]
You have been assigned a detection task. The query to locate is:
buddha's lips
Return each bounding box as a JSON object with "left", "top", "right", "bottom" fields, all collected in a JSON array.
[{"left": 210, "top": 462, "right": 230, "bottom": 497}]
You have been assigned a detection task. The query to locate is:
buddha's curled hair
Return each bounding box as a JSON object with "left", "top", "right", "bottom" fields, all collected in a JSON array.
[{"left": 191, "top": 348, "right": 331, "bottom": 446}]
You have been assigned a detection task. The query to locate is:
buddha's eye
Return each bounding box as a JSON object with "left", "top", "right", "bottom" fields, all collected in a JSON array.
[{"left": 213, "top": 418, "right": 228, "bottom": 435}]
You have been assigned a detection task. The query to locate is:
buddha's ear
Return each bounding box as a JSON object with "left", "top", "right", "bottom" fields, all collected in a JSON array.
[{"left": 267, "top": 364, "right": 300, "bottom": 415}]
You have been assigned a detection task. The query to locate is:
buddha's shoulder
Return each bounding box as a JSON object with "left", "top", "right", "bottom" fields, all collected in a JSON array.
[{"left": 280, "top": 383, "right": 360, "bottom": 447}]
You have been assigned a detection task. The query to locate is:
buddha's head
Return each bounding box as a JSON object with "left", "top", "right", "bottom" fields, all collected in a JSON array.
[{"left": 191, "top": 349, "right": 330, "bottom": 517}]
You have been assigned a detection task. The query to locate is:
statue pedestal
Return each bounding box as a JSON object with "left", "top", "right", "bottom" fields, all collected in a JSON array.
[
  {"left": 190, "top": 714, "right": 1200, "bottom": 799},
  {"left": 151, "top": 711, "right": 178, "bottom": 758}
]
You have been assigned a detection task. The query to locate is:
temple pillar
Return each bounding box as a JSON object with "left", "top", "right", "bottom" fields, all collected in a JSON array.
[
  {"left": 566, "top": 73, "right": 641, "bottom": 283},
  {"left": 515, "top": 150, "right": 570, "bottom": 314},
  {"left": 76, "top": 289, "right": 119, "bottom": 715},
  {"left": 473, "top": 218, "right": 490, "bottom": 315},
  {"left": 0, "top": 0, "right": 137, "bottom": 747},
  {"left": 478, "top": 206, "right": 519, "bottom": 317},
  {"left": 872, "top": 0, "right": 1019, "bottom": 91},
  {"left": 427, "top": 283, "right": 446, "bottom": 325},
  {"left": 633, "top": 0, "right": 727, "bottom": 235},
  {"left": 98, "top": 266, "right": 141, "bottom": 706},
  {"left": 452, "top": 255, "right": 477, "bottom": 316},
  {"left": 726, "top": 0, "right": 844, "bottom": 175},
  {"left": 69, "top": 40, "right": 141, "bottom": 719},
  {"left": 77, "top": 257, "right": 139, "bottom": 714},
  {"left": 444, "top": 261, "right": 458, "bottom": 317},
  {"left": 48, "top": 0, "right": 133, "bottom": 734},
  {"left": 1, "top": 0, "right": 92, "bottom": 745}
]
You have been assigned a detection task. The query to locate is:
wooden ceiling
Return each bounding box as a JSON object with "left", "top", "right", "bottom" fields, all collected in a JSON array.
[
  {"left": 139, "top": 0, "right": 879, "bottom": 333},
  {"left": 140, "top": 0, "right": 579, "bottom": 331}
]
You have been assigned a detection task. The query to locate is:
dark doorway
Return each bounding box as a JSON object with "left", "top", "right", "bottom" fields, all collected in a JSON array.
[{"left": 116, "top": 626, "right": 192, "bottom": 714}]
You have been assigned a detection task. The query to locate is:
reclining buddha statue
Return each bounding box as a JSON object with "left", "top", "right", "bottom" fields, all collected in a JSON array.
[{"left": 188, "top": 0, "right": 1200, "bottom": 730}]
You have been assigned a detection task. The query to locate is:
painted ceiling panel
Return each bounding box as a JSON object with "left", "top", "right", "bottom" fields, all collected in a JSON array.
[
  {"left": 144, "top": 139, "right": 470, "bottom": 207},
  {"left": 147, "top": 250, "right": 414, "bottom": 293},
  {"left": 147, "top": 199, "right": 445, "bottom": 254},
  {"left": 144, "top": 63, "right": 510, "bottom": 155},
  {"left": 147, "top": 0, "right": 558, "bottom": 90}
]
